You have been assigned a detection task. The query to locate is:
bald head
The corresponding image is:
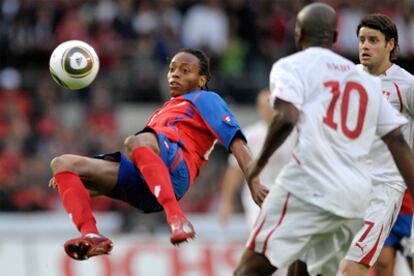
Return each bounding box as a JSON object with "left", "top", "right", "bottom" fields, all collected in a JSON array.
[{"left": 295, "top": 3, "right": 337, "bottom": 50}]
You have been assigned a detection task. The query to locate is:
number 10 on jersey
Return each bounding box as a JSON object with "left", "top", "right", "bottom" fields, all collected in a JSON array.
[{"left": 323, "top": 81, "right": 368, "bottom": 139}]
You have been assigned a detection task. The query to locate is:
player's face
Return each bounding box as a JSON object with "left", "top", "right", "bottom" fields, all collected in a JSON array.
[
  {"left": 167, "top": 52, "right": 207, "bottom": 97},
  {"left": 358, "top": 27, "right": 394, "bottom": 71}
]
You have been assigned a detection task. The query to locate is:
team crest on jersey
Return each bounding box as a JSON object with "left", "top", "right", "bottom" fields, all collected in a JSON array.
[
  {"left": 382, "top": 90, "right": 391, "bottom": 100},
  {"left": 223, "top": 115, "right": 231, "bottom": 123}
]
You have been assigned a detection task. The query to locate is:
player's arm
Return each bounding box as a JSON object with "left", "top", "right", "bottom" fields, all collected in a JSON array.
[
  {"left": 230, "top": 137, "right": 268, "bottom": 206},
  {"left": 218, "top": 162, "right": 244, "bottom": 225},
  {"left": 191, "top": 92, "right": 268, "bottom": 205},
  {"left": 248, "top": 98, "right": 298, "bottom": 182},
  {"left": 382, "top": 128, "right": 414, "bottom": 200}
]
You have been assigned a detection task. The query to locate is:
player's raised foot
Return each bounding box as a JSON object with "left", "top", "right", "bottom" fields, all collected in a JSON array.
[
  {"left": 169, "top": 215, "right": 196, "bottom": 245},
  {"left": 64, "top": 233, "right": 113, "bottom": 261}
]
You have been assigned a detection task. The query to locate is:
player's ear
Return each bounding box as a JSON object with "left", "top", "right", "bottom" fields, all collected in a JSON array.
[
  {"left": 387, "top": 38, "right": 395, "bottom": 52},
  {"left": 333, "top": 31, "right": 338, "bottom": 44},
  {"left": 198, "top": 75, "right": 207, "bottom": 89}
]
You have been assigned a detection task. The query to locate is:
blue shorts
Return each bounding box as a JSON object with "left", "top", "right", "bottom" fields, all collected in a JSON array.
[
  {"left": 384, "top": 214, "right": 412, "bottom": 251},
  {"left": 95, "top": 133, "right": 190, "bottom": 213}
]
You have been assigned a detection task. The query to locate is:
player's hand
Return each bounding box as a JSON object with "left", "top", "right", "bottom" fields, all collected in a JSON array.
[
  {"left": 247, "top": 175, "right": 268, "bottom": 207},
  {"left": 48, "top": 177, "right": 57, "bottom": 189},
  {"left": 246, "top": 160, "right": 269, "bottom": 206}
]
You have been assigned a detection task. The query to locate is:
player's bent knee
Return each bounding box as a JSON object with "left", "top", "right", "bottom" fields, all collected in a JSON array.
[
  {"left": 50, "top": 155, "right": 69, "bottom": 172},
  {"left": 50, "top": 154, "right": 85, "bottom": 174},
  {"left": 124, "top": 135, "right": 141, "bottom": 156},
  {"left": 50, "top": 157, "right": 59, "bottom": 171},
  {"left": 123, "top": 135, "right": 136, "bottom": 150},
  {"left": 124, "top": 133, "right": 159, "bottom": 156}
]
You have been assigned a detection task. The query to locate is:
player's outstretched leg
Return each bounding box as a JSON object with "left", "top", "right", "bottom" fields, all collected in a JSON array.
[
  {"left": 132, "top": 145, "right": 196, "bottom": 244},
  {"left": 50, "top": 155, "right": 118, "bottom": 260},
  {"left": 126, "top": 135, "right": 196, "bottom": 245}
]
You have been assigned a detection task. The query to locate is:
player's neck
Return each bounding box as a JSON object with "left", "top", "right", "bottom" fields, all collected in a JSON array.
[{"left": 365, "top": 60, "right": 393, "bottom": 76}]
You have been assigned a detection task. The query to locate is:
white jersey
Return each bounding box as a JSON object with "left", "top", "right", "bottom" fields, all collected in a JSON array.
[
  {"left": 357, "top": 64, "right": 414, "bottom": 192},
  {"left": 270, "top": 47, "right": 407, "bottom": 218}
]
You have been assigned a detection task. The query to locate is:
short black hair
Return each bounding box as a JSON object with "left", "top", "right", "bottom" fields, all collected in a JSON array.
[
  {"left": 356, "top": 14, "right": 399, "bottom": 61},
  {"left": 178, "top": 48, "right": 211, "bottom": 90}
]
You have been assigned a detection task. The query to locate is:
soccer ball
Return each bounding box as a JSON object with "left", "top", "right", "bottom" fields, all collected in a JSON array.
[{"left": 49, "top": 40, "right": 99, "bottom": 90}]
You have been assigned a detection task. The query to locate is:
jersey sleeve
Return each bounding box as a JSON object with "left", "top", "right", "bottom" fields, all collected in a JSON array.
[
  {"left": 376, "top": 95, "right": 408, "bottom": 137},
  {"left": 190, "top": 92, "right": 246, "bottom": 151},
  {"left": 269, "top": 59, "right": 305, "bottom": 108},
  {"left": 405, "top": 85, "right": 414, "bottom": 118}
]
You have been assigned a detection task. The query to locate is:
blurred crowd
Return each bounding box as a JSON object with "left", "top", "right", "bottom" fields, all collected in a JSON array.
[{"left": 1, "top": 0, "right": 414, "bottom": 214}]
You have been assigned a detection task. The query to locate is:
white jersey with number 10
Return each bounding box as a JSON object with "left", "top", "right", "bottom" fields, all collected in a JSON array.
[{"left": 270, "top": 47, "right": 407, "bottom": 218}]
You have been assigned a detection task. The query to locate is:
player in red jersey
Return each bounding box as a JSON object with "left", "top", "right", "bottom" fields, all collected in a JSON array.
[{"left": 48, "top": 48, "right": 268, "bottom": 261}]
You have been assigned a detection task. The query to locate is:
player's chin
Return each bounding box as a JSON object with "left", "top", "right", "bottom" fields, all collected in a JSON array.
[
  {"left": 359, "top": 57, "right": 371, "bottom": 66},
  {"left": 169, "top": 88, "right": 185, "bottom": 97}
]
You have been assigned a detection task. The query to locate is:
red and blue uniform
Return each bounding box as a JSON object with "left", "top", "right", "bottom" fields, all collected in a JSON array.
[{"left": 98, "top": 90, "right": 245, "bottom": 213}]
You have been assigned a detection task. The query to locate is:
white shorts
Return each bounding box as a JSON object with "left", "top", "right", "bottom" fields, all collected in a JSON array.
[
  {"left": 345, "top": 183, "right": 403, "bottom": 266},
  {"left": 246, "top": 185, "right": 361, "bottom": 276}
]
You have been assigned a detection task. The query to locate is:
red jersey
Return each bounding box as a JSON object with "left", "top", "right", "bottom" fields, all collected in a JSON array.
[{"left": 146, "top": 90, "right": 244, "bottom": 184}]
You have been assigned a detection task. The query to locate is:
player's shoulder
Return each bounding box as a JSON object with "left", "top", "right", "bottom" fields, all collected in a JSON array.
[
  {"left": 387, "top": 64, "right": 414, "bottom": 86},
  {"left": 183, "top": 90, "right": 224, "bottom": 102},
  {"left": 271, "top": 48, "right": 311, "bottom": 70},
  {"left": 353, "top": 64, "right": 381, "bottom": 82},
  {"left": 270, "top": 52, "right": 304, "bottom": 81},
  {"left": 272, "top": 48, "right": 313, "bottom": 68},
  {"left": 272, "top": 47, "right": 354, "bottom": 73},
  {"left": 360, "top": 70, "right": 382, "bottom": 89},
  {"left": 182, "top": 90, "right": 229, "bottom": 109}
]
